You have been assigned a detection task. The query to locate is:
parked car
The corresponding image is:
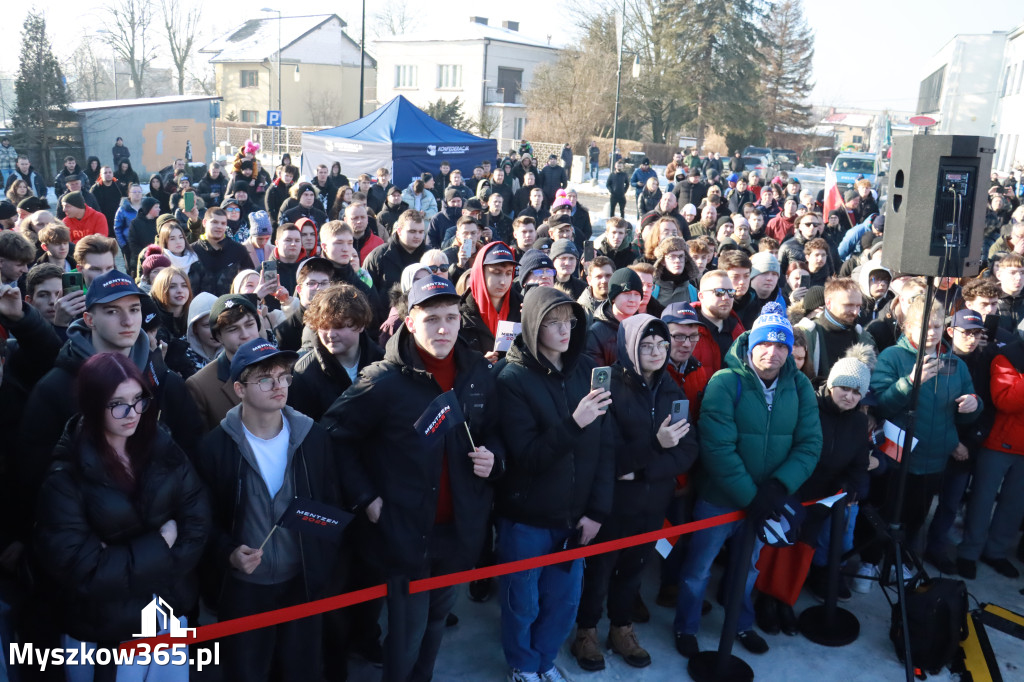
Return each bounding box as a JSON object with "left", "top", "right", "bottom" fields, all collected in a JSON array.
[
  {"left": 771, "top": 148, "right": 799, "bottom": 171},
  {"left": 740, "top": 155, "right": 774, "bottom": 181},
  {"left": 829, "top": 152, "right": 880, "bottom": 194},
  {"left": 743, "top": 146, "right": 772, "bottom": 160}
]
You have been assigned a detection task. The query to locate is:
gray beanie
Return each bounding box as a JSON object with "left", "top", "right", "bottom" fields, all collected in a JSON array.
[
  {"left": 827, "top": 343, "right": 877, "bottom": 397},
  {"left": 750, "top": 251, "right": 780, "bottom": 279}
]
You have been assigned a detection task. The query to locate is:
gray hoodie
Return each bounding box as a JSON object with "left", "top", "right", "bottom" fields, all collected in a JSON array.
[{"left": 219, "top": 404, "right": 313, "bottom": 585}]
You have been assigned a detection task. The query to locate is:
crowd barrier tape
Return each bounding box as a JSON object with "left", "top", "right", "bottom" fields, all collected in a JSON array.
[{"left": 124, "top": 501, "right": 825, "bottom": 652}]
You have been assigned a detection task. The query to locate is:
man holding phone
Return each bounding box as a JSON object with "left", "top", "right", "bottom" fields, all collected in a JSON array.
[{"left": 495, "top": 286, "right": 613, "bottom": 681}]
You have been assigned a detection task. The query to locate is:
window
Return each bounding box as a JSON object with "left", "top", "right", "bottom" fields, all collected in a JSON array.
[
  {"left": 497, "top": 67, "right": 523, "bottom": 104},
  {"left": 1017, "top": 60, "right": 1024, "bottom": 94},
  {"left": 437, "top": 65, "right": 462, "bottom": 89},
  {"left": 513, "top": 117, "right": 525, "bottom": 139},
  {"left": 917, "top": 66, "right": 945, "bottom": 114},
  {"left": 394, "top": 65, "right": 418, "bottom": 89},
  {"left": 852, "top": 135, "right": 863, "bottom": 144},
  {"left": 1002, "top": 65, "right": 1012, "bottom": 96},
  {"left": 240, "top": 110, "right": 259, "bottom": 123},
  {"left": 240, "top": 70, "right": 258, "bottom": 88}
]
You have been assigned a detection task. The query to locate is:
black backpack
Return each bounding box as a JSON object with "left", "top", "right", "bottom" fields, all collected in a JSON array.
[{"left": 889, "top": 578, "right": 969, "bottom": 676}]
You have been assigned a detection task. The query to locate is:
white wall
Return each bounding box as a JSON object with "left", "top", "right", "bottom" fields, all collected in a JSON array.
[
  {"left": 281, "top": 18, "right": 370, "bottom": 68},
  {"left": 993, "top": 27, "right": 1024, "bottom": 172},
  {"left": 921, "top": 33, "right": 1006, "bottom": 136}
]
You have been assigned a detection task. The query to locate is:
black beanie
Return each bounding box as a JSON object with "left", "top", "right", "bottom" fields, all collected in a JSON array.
[
  {"left": 641, "top": 321, "right": 669, "bottom": 341},
  {"left": 608, "top": 268, "right": 643, "bottom": 302}
]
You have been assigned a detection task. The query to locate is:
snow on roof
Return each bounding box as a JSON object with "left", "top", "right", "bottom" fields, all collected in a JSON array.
[
  {"left": 200, "top": 14, "right": 337, "bottom": 62},
  {"left": 375, "top": 22, "right": 558, "bottom": 50},
  {"left": 69, "top": 95, "right": 221, "bottom": 112}
]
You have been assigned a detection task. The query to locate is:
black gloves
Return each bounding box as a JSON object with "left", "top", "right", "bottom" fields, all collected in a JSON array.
[{"left": 746, "top": 478, "right": 788, "bottom": 527}]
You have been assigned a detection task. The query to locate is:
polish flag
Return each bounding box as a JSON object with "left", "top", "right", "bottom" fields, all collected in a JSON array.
[
  {"left": 880, "top": 420, "right": 918, "bottom": 462},
  {"left": 822, "top": 166, "right": 852, "bottom": 224}
]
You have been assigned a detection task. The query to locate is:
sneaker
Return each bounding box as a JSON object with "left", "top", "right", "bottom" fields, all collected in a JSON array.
[
  {"left": 570, "top": 627, "right": 605, "bottom": 671},
  {"left": 754, "top": 593, "right": 780, "bottom": 634},
  {"left": 736, "top": 629, "right": 769, "bottom": 654},
  {"left": 675, "top": 633, "right": 699, "bottom": 658},
  {"left": 508, "top": 671, "right": 542, "bottom": 682},
  {"left": 607, "top": 624, "right": 651, "bottom": 668},
  {"left": 981, "top": 556, "right": 1021, "bottom": 578},
  {"left": 851, "top": 562, "right": 878, "bottom": 593},
  {"left": 837, "top": 577, "right": 852, "bottom": 602},
  {"left": 539, "top": 667, "right": 568, "bottom": 682}
]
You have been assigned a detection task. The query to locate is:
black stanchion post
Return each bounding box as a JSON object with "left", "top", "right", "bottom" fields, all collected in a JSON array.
[
  {"left": 688, "top": 521, "right": 755, "bottom": 682},
  {"left": 799, "top": 500, "right": 860, "bottom": 646}
]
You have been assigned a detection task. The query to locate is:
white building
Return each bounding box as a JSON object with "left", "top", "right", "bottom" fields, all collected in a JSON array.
[
  {"left": 372, "top": 17, "right": 559, "bottom": 145},
  {"left": 993, "top": 23, "right": 1024, "bottom": 173},
  {"left": 917, "top": 24, "right": 1024, "bottom": 172}
]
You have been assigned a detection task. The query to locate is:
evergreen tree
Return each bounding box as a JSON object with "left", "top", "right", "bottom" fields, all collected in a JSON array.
[
  {"left": 669, "top": 0, "right": 765, "bottom": 150},
  {"left": 759, "top": 0, "right": 815, "bottom": 143},
  {"left": 12, "top": 10, "right": 70, "bottom": 177},
  {"left": 422, "top": 98, "right": 470, "bottom": 131}
]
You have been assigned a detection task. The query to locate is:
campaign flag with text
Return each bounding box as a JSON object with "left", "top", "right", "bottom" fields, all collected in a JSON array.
[
  {"left": 278, "top": 497, "right": 354, "bottom": 543},
  {"left": 413, "top": 390, "right": 466, "bottom": 445}
]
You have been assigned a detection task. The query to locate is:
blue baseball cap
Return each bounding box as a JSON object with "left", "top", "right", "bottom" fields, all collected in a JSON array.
[
  {"left": 229, "top": 339, "right": 298, "bottom": 383},
  {"left": 482, "top": 241, "right": 517, "bottom": 265},
  {"left": 85, "top": 269, "right": 142, "bottom": 308},
  {"left": 661, "top": 301, "right": 700, "bottom": 326},
  {"left": 407, "top": 275, "right": 459, "bottom": 309},
  {"left": 951, "top": 308, "right": 984, "bottom": 330}
]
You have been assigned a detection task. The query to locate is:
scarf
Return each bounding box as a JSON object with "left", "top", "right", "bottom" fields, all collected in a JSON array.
[{"left": 468, "top": 241, "right": 511, "bottom": 337}]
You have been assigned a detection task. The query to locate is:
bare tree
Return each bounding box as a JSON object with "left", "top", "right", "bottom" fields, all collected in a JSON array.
[
  {"left": 372, "top": 0, "right": 420, "bottom": 39},
  {"left": 471, "top": 109, "right": 501, "bottom": 138},
  {"left": 103, "top": 0, "right": 158, "bottom": 98},
  {"left": 307, "top": 89, "right": 344, "bottom": 126},
  {"left": 161, "top": 0, "right": 203, "bottom": 95},
  {"left": 65, "top": 39, "right": 110, "bottom": 102}
]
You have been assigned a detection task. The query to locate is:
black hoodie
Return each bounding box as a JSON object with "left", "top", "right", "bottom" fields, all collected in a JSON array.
[{"left": 496, "top": 287, "right": 614, "bottom": 529}]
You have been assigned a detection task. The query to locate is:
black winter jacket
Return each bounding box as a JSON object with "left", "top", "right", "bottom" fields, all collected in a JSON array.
[
  {"left": 606, "top": 171, "right": 629, "bottom": 198},
  {"left": 197, "top": 172, "right": 228, "bottom": 206},
  {"left": 35, "top": 419, "right": 209, "bottom": 643},
  {"left": 363, "top": 235, "right": 428, "bottom": 296},
  {"left": 288, "top": 332, "right": 384, "bottom": 421},
  {"left": 584, "top": 299, "right": 623, "bottom": 367},
  {"left": 798, "top": 389, "right": 870, "bottom": 501},
  {"left": 191, "top": 237, "right": 255, "bottom": 296},
  {"left": 496, "top": 287, "right": 614, "bottom": 528},
  {"left": 458, "top": 286, "right": 523, "bottom": 355},
  {"left": 322, "top": 327, "right": 505, "bottom": 577},
  {"left": 607, "top": 315, "right": 697, "bottom": 516}
]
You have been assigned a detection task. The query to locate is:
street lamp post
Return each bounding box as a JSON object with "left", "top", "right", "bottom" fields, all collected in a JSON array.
[
  {"left": 359, "top": 0, "right": 366, "bottom": 118},
  {"left": 610, "top": 0, "right": 625, "bottom": 175},
  {"left": 262, "top": 8, "right": 283, "bottom": 162}
]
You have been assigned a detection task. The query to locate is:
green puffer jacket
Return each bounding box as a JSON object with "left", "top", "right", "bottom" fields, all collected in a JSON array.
[
  {"left": 697, "top": 331, "right": 823, "bottom": 510},
  {"left": 870, "top": 335, "right": 981, "bottom": 475}
]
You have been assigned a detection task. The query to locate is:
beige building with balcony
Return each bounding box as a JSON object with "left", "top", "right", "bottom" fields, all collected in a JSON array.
[
  {"left": 200, "top": 14, "right": 376, "bottom": 128},
  {"left": 372, "top": 17, "right": 559, "bottom": 146}
]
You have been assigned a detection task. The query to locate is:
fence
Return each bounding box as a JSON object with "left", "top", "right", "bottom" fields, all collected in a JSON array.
[{"left": 213, "top": 122, "right": 326, "bottom": 168}]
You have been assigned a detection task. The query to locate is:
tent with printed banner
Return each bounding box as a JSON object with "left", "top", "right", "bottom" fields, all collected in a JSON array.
[{"left": 300, "top": 95, "right": 497, "bottom": 190}]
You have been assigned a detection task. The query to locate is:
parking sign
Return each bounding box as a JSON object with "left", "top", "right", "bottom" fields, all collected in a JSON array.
[{"left": 267, "top": 110, "right": 282, "bottom": 127}]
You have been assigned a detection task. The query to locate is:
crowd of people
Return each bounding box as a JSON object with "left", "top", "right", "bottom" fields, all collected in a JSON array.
[{"left": 1, "top": 133, "right": 1024, "bottom": 682}]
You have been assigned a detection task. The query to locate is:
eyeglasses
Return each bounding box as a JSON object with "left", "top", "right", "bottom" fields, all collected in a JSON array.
[
  {"left": 671, "top": 332, "right": 701, "bottom": 343},
  {"left": 531, "top": 268, "right": 556, "bottom": 278},
  {"left": 428, "top": 264, "right": 450, "bottom": 274},
  {"left": 801, "top": 222, "right": 822, "bottom": 228},
  {"left": 957, "top": 328, "right": 984, "bottom": 338},
  {"left": 225, "top": 207, "right": 241, "bottom": 213},
  {"left": 704, "top": 288, "right": 737, "bottom": 299},
  {"left": 639, "top": 340, "right": 670, "bottom": 355},
  {"left": 541, "top": 318, "right": 577, "bottom": 331},
  {"left": 107, "top": 397, "right": 151, "bottom": 419},
  {"left": 242, "top": 374, "right": 294, "bottom": 392}
]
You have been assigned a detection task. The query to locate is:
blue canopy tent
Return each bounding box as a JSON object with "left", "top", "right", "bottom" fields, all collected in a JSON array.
[{"left": 300, "top": 95, "right": 497, "bottom": 190}]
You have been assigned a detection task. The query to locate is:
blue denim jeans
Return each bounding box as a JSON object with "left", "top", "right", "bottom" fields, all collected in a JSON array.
[
  {"left": 813, "top": 503, "right": 859, "bottom": 567},
  {"left": 674, "top": 499, "right": 763, "bottom": 635},
  {"left": 497, "top": 518, "right": 583, "bottom": 674}
]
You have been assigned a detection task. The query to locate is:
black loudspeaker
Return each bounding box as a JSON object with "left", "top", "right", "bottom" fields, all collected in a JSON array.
[{"left": 882, "top": 135, "right": 994, "bottom": 278}]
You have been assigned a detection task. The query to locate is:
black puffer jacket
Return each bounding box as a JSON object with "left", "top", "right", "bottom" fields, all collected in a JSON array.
[
  {"left": 190, "top": 236, "right": 255, "bottom": 296},
  {"left": 607, "top": 315, "right": 697, "bottom": 516},
  {"left": 322, "top": 327, "right": 505, "bottom": 577},
  {"left": 363, "top": 234, "right": 428, "bottom": 296},
  {"left": 496, "top": 287, "right": 614, "bottom": 528},
  {"left": 458, "top": 285, "right": 523, "bottom": 355},
  {"left": 797, "top": 388, "right": 870, "bottom": 501},
  {"left": 288, "top": 332, "right": 384, "bottom": 422},
  {"left": 35, "top": 419, "right": 209, "bottom": 643},
  {"left": 584, "top": 299, "right": 622, "bottom": 367}
]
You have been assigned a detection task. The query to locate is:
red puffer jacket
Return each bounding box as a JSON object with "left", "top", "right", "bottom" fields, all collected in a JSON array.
[{"left": 983, "top": 347, "right": 1024, "bottom": 456}]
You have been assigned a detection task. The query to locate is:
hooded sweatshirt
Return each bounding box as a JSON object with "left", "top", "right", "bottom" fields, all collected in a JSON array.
[
  {"left": 496, "top": 287, "right": 614, "bottom": 528},
  {"left": 185, "top": 292, "right": 220, "bottom": 364}
]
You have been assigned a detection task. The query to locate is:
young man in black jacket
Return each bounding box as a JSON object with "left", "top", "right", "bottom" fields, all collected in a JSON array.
[
  {"left": 196, "top": 339, "right": 341, "bottom": 682},
  {"left": 606, "top": 160, "right": 629, "bottom": 218},
  {"left": 192, "top": 207, "right": 256, "bottom": 295},
  {"left": 363, "top": 210, "right": 428, "bottom": 296},
  {"left": 495, "top": 286, "right": 614, "bottom": 682},
  {"left": 323, "top": 275, "right": 505, "bottom": 682}
]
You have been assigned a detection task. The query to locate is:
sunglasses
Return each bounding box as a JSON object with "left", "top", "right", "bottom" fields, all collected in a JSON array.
[
  {"left": 428, "top": 264, "right": 450, "bottom": 274},
  {"left": 704, "top": 288, "right": 737, "bottom": 299}
]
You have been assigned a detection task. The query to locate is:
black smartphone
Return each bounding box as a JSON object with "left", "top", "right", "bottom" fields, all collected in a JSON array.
[
  {"left": 983, "top": 314, "right": 1000, "bottom": 345},
  {"left": 61, "top": 271, "right": 84, "bottom": 295},
  {"left": 670, "top": 399, "right": 690, "bottom": 424},
  {"left": 799, "top": 274, "right": 810, "bottom": 290},
  {"left": 583, "top": 241, "right": 595, "bottom": 261},
  {"left": 591, "top": 366, "right": 612, "bottom": 393}
]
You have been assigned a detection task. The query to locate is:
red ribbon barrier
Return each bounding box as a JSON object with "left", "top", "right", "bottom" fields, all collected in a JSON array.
[{"left": 124, "top": 498, "right": 830, "bottom": 650}]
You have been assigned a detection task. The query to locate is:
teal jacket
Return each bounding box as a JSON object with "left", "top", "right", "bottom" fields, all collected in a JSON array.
[
  {"left": 697, "top": 331, "right": 823, "bottom": 510},
  {"left": 870, "top": 335, "right": 981, "bottom": 475}
]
